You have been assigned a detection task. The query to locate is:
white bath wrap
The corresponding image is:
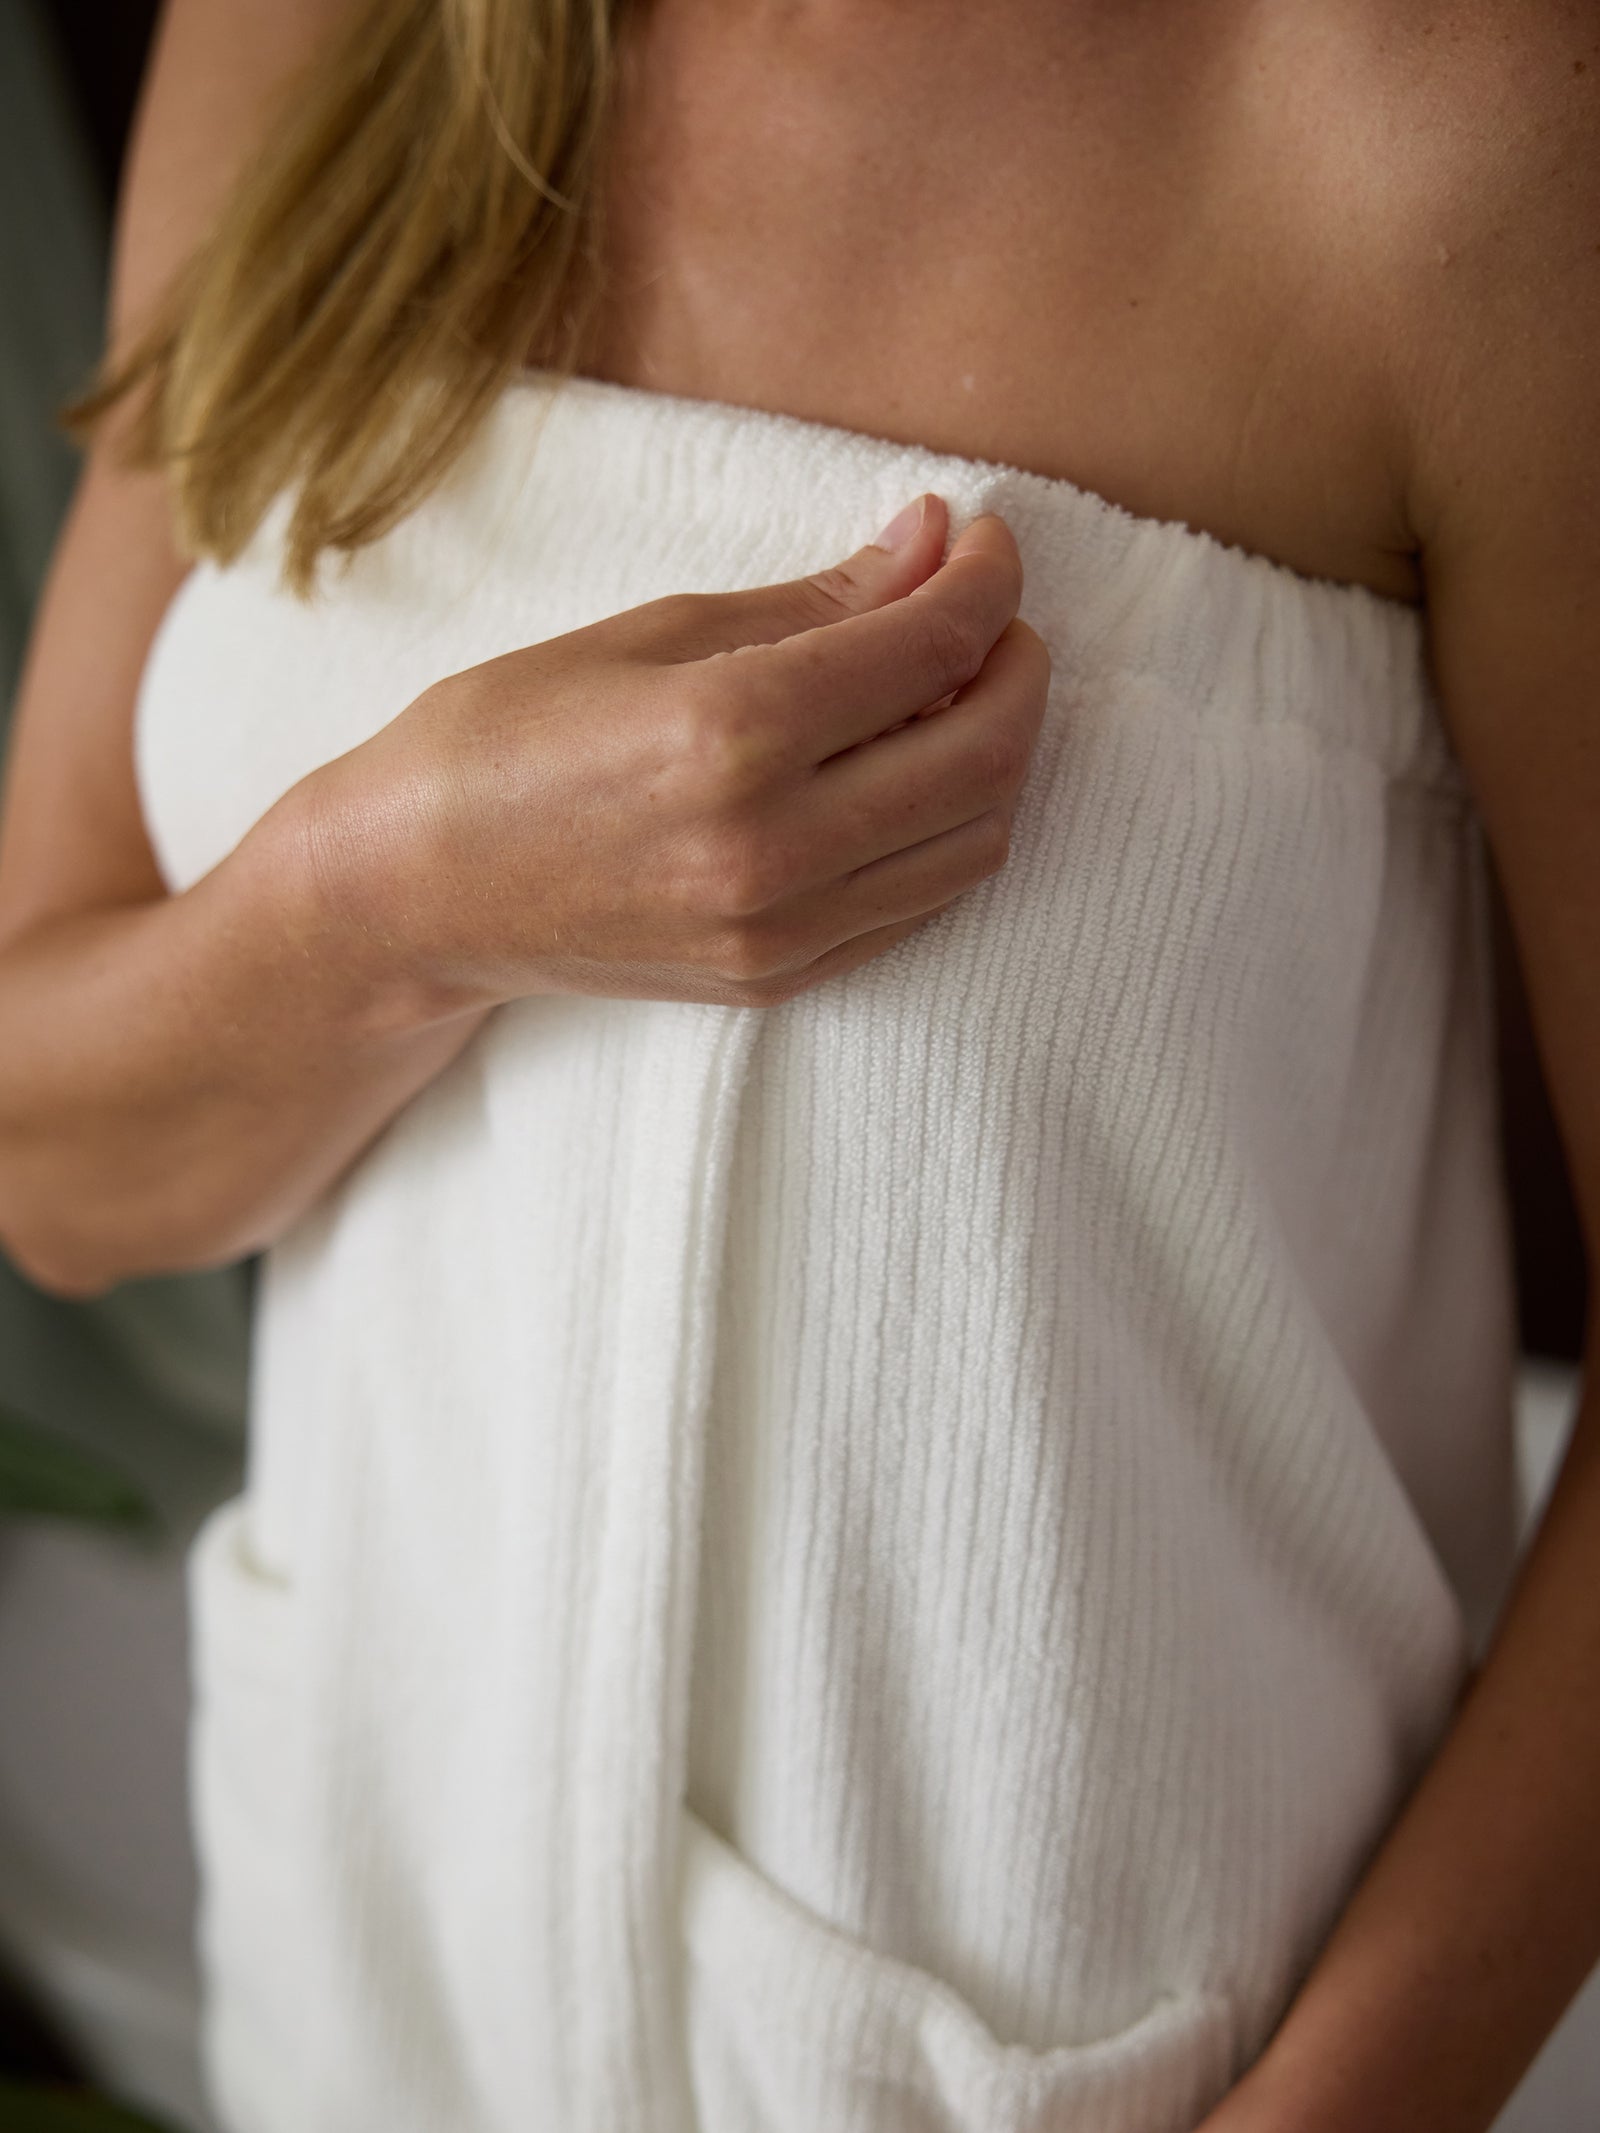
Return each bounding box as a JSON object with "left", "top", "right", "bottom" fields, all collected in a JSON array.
[{"left": 134, "top": 368, "right": 1521, "bottom": 2133}]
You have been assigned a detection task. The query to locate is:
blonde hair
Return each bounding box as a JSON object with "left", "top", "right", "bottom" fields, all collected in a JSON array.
[{"left": 61, "top": 0, "right": 625, "bottom": 597}]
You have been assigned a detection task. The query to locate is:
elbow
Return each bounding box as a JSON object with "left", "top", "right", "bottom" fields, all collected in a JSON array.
[
  {"left": 0, "top": 1175, "right": 177, "bottom": 1298},
  {"left": 0, "top": 1190, "right": 274, "bottom": 1299},
  {"left": 0, "top": 1207, "right": 127, "bottom": 1300},
  {"left": 0, "top": 1145, "right": 127, "bottom": 1294},
  {"left": 0, "top": 1151, "right": 288, "bottom": 1298},
  {"left": 31, "top": 1262, "right": 122, "bottom": 1303}
]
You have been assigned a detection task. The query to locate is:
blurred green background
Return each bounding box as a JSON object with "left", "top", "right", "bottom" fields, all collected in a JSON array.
[{"left": 0, "top": 3, "right": 247, "bottom": 2124}]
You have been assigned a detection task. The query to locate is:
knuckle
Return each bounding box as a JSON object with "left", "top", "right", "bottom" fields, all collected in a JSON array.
[
  {"left": 792, "top": 562, "right": 865, "bottom": 623},
  {"left": 968, "top": 530, "right": 1026, "bottom": 612},
  {"left": 974, "top": 810, "right": 1013, "bottom": 876},
  {"left": 687, "top": 823, "right": 787, "bottom": 919},
  {"left": 425, "top": 664, "right": 491, "bottom": 727},
  {"left": 605, "top": 589, "right": 711, "bottom": 659},
  {"left": 706, "top": 918, "right": 788, "bottom": 986},
  {"left": 972, "top": 720, "right": 1032, "bottom": 797},
  {"left": 745, "top": 576, "right": 847, "bottom": 641},
  {"left": 733, "top": 967, "right": 807, "bottom": 1009},
  {"left": 918, "top": 595, "right": 986, "bottom": 688},
  {"left": 1003, "top": 614, "right": 1053, "bottom": 677},
  {"left": 669, "top": 675, "right": 773, "bottom": 801},
  {"left": 647, "top": 589, "right": 715, "bottom": 639}
]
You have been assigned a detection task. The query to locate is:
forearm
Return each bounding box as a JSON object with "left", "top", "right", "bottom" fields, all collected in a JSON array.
[
  {"left": 0, "top": 776, "right": 491, "bottom": 1297},
  {"left": 1202, "top": 1364, "right": 1600, "bottom": 2133}
]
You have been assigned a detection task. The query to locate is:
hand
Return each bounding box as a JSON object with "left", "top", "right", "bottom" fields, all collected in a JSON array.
[{"left": 298, "top": 493, "right": 1050, "bottom": 1013}]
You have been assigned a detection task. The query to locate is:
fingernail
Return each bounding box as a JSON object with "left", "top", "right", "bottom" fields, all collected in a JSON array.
[{"left": 872, "top": 495, "right": 926, "bottom": 551}]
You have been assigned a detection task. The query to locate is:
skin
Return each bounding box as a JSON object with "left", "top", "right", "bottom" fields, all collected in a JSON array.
[
  {"left": 3, "top": 0, "right": 1600, "bottom": 2123},
  {"left": 589, "top": 0, "right": 1426, "bottom": 599},
  {"left": 0, "top": 0, "right": 1047, "bottom": 1294}
]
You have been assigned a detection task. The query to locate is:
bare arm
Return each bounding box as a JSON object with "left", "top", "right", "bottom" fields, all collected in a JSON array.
[
  {"left": 1199, "top": 29, "right": 1600, "bottom": 2133},
  {"left": 0, "top": 7, "right": 1049, "bottom": 1299},
  {"left": 0, "top": 0, "right": 497, "bottom": 1300}
]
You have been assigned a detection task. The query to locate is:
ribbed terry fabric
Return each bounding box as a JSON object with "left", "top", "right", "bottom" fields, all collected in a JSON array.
[{"left": 134, "top": 368, "right": 1522, "bottom": 2133}]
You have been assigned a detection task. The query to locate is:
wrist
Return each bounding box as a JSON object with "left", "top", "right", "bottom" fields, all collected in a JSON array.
[{"left": 251, "top": 763, "right": 499, "bottom": 1041}]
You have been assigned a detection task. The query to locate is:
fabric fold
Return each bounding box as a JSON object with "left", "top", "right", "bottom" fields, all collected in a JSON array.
[{"left": 136, "top": 367, "right": 1518, "bottom": 2133}]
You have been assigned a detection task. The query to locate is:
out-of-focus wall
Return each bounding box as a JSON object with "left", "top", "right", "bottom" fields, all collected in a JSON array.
[
  {"left": 0, "top": 0, "right": 106, "bottom": 702},
  {"left": 0, "top": 6, "right": 249, "bottom": 2124}
]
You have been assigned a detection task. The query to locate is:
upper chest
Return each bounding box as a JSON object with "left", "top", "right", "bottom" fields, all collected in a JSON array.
[{"left": 578, "top": 0, "right": 1473, "bottom": 605}]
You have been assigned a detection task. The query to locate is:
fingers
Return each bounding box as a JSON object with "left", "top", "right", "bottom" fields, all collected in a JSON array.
[
  {"left": 772, "top": 617, "right": 1051, "bottom": 887},
  {"left": 619, "top": 494, "right": 951, "bottom": 665},
  {"left": 787, "top": 808, "right": 1012, "bottom": 967},
  {"left": 703, "top": 614, "right": 1047, "bottom": 983},
  {"left": 718, "top": 513, "right": 1027, "bottom": 763},
  {"left": 713, "top": 491, "right": 955, "bottom": 648},
  {"left": 751, "top": 899, "right": 963, "bottom": 1002}
]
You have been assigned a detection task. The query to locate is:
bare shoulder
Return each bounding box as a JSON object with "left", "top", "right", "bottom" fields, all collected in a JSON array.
[
  {"left": 1342, "top": 0, "right": 1600, "bottom": 560},
  {"left": 1327, "top": 0, "right": 1600, "bottom": 208},
  {"left": 1328, "top": 2, "right": 1600, "bottom": 1258}
]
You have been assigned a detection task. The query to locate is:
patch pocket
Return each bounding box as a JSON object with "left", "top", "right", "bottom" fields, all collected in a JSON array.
[
  {"left": 679, "top": 1807, "right": 1240, "bottom": 2133},
  {"left": 187, "top": 1494, "right": 315, "bottom": 2128}
]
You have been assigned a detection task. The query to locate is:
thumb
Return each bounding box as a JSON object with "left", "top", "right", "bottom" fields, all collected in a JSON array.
[{"left": 722, "top": 490, "right": 951, "bottom": 648}]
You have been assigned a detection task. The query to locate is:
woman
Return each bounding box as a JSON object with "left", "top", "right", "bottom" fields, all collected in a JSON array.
[{"left": 1, "top": 1, "right": 1597, "bottom": 2128}]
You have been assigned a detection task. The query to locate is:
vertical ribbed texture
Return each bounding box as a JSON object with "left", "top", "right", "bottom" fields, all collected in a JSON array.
[{"left": 148, "top": 368, "right": 1519, "bottom": 2133}]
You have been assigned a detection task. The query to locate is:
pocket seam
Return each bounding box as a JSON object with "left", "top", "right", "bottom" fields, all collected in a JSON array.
[{"left": 679, "top": 1803, "right": 1233, "bottom": 2099}]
